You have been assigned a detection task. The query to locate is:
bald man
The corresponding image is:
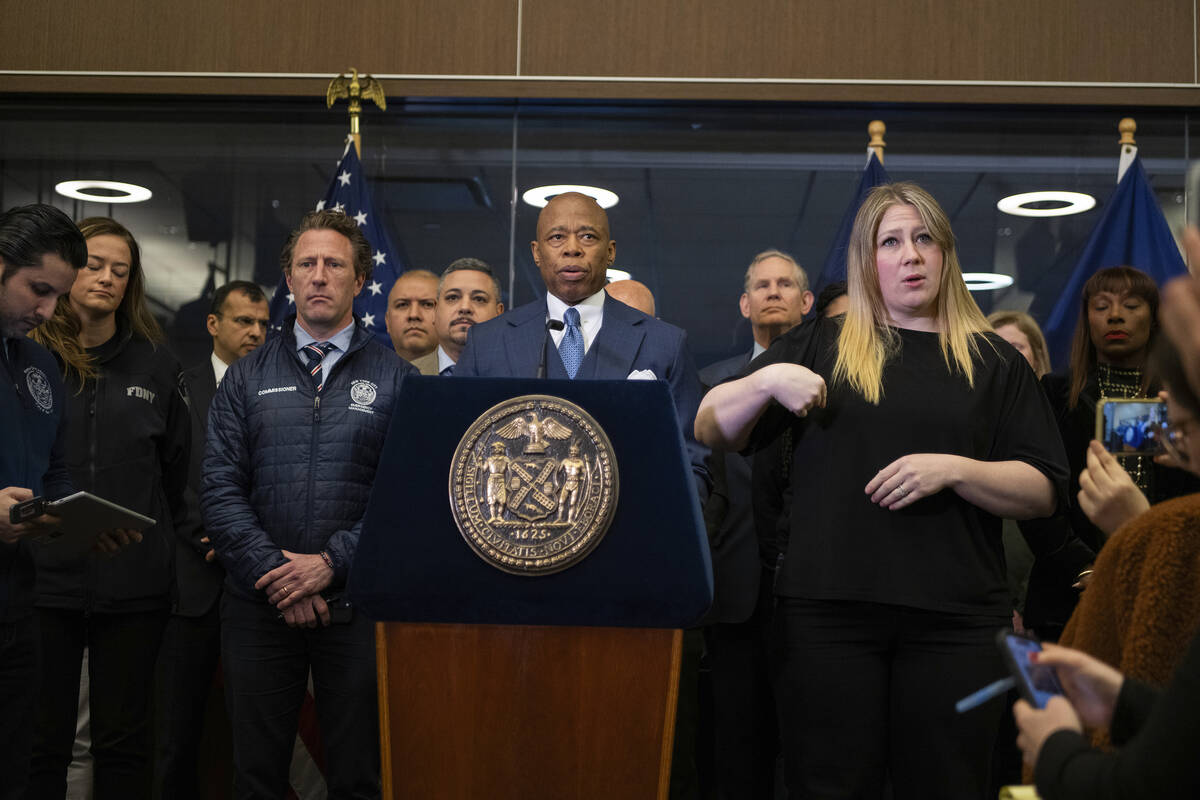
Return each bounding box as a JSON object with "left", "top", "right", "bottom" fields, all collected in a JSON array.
[
  {"left": 454, "top": 191, "right": 708, "bottom": 497},
  {"left": 384, "top": 269, "right": 439, "bottom": 364},
  {"left": 605, "top": 279, "right": 656, "bottom": 317}
]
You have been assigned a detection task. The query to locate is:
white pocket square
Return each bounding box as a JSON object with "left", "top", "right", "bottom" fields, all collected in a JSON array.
[{"left": 627, "top": 369, "right": 657, "bottom": 380}]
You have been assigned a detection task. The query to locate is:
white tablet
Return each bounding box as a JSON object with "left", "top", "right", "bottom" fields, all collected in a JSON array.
[{"left": 40, "top": 492, "right": 156, "bottom": 559}]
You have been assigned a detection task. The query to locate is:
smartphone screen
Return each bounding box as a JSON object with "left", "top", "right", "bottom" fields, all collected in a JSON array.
[
  {"left": 1095, "top": 398, "right": 1167, "bottom": 457},
  {"left": 998, "top": 632, "right": 1064, "bottom": 709}
]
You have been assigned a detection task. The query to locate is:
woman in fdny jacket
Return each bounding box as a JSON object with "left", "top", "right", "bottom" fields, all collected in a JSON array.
[{"left": 28, "top": 217, "right": 189, "bottom": 799}]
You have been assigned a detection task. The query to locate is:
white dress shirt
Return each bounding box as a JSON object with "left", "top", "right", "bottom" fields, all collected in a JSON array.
[{"left": 546, "top": 288, "right": 606, "bottom": 354}]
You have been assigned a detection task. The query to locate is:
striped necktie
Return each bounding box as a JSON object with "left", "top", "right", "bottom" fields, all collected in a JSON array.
[{"left": 302, "top": 341, "right": 335, "bottom": 391}]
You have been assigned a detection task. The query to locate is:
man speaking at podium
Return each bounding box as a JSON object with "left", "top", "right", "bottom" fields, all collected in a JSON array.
[{"left": 454, "top": 191, "right": 709, "bottom": 497}]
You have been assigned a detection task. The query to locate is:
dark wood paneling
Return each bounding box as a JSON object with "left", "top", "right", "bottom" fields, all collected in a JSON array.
[
  {"left": 1, "top": 0, "right": 1196, "bottom": 104},
  {"left": 0, "top": 0, "right": 519, "bottom": 75},
  {"left": 377, "top": 623, "right": 680, "bottom": 800},
  {"left": 520, "top": 0, "right": 1194, "bottom": 84}
]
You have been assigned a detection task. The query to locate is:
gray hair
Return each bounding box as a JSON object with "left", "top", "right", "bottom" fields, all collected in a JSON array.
[{"left": 742, "top": 249, "right": 809, "bottom": 293}]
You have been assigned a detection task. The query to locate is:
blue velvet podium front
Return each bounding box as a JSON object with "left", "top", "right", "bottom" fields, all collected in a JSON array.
[
  {"left": 350, "top": 375, "right": 713, "bottom": 799},
  {"left": 350, "top": 375, "right": 713, "bottom": 628}
]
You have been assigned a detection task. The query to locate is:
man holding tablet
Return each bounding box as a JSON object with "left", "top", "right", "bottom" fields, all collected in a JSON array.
[{"left": 0, "top": 203, "right": 87, "bottom": 799}]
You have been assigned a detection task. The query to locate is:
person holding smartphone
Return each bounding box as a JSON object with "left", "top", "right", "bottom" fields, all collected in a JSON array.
[
  {"left": 696, "top": 182, "right": 1069, "bottom": 799},
  {"left": 28, "top": 217, "right": 190, "bottom": 799},
  {"left": 1013, "top": 635, "right": 1200, "bottom": 799},
  {"left": 1021, "top": 267, "right": 1200, "bottom": 643}
]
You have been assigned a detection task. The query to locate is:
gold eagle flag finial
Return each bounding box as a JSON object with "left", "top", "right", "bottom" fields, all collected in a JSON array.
[{"left": 326, "top": 68, "right": 387, "bottom": 154}]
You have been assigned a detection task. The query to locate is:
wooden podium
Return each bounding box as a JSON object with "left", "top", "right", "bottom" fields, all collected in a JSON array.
[
  {"left": 351, "top": 377, "right": 713, "bottom": 800},
  {"left": 376, "top": 624, "right": 681, "bottom": 798}
]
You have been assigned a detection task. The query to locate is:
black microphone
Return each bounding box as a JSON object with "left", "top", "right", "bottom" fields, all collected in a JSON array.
[{"left": 536, "top": 319, "right": 565, "bottom": 379}]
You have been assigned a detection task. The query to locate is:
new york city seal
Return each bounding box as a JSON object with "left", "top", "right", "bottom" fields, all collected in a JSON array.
[{"left": 449, "top": 394, "right": 619, "bottom": 575}]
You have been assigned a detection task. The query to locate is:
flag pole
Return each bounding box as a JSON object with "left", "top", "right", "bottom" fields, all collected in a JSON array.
[
  {"left": 1117, "top": 117, "right": 1137, "bottom": 183},
  {"left": 868, "top": 120, "right": 886, "bottom": 164},
  {"left": 327, "top": 67, "right": 388, "bottom": 156}
]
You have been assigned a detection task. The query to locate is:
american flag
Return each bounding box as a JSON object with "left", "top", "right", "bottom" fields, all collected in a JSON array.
[{"left": 269, "top": 136, "right": 402, "bottom": 348}]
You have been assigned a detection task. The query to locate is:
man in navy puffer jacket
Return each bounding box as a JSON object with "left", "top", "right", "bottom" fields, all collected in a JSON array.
[{"left": 202, "top": 210, "right": 414, "bottom": 799}]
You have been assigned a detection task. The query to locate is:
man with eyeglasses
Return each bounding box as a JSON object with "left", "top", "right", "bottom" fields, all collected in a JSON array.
[{"left": 154, "top": 279, "right": 268, "bottom": 798}]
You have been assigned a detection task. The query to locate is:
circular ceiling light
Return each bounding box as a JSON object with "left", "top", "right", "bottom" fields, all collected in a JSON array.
[
  {"left": 606, "top": 268, "right": 632, "bottom": 282},
  {"left": 55, "top": 180, "right": 153, "bottom": 204},
  {"left": 963, "top": 272, "right": 1015, "bottom": 291},
  {"left": 522, "top": 184, "right": 619, "bottom": 209},
  {"left": 997, "top": 191, "right": 1095, "bottom": 217}
]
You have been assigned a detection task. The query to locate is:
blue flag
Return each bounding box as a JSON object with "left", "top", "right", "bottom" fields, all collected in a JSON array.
[
  {"left": 1042, "top": 157, "right": 1187, "bottom": 368},
  {"left": 814, "top": 151, "right": 891, "bottom": 293},
  {"left": 269, "top": 138, "right": 402, "bottom": 346}
]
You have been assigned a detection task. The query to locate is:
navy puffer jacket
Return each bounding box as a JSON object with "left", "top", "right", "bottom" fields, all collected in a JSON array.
[{"left": 201, "top": 318, "right": 414, "bottom": 601}]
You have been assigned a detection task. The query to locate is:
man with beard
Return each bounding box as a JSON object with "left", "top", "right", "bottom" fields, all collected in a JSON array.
[{"left": 412, "top": 258, "right": 504, "bottom": 376}]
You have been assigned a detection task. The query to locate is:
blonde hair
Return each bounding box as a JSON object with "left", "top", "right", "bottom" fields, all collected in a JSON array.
[
  {"left": 987, "top": 309, "right": 1051, "bottom": 377},
  {"left": 833, "top": 182, "right": 991, "bottom": 404}
]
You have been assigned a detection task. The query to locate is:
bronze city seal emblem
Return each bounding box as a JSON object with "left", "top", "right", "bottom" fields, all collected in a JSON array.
[{"left": 449, "top": 394, "right": 619, "bottom": 575}]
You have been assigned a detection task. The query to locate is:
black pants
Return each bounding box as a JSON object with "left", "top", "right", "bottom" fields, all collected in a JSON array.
[
  {"left": 221, "top": 593, "right": 379, "bottom": 800},
  {"left": 773, "top": 598, "right": 1007, "bottom": 800},
  {"left": 153, "top": 602, "right": 222, "bottom": 800},
  {"left": 705, "top": 578, "right": 779, "bottom": 800},
  {"left": 28, "top": 607, "right": 169, "bottom": 800},
  {"left": 0, "top": 616, "right": 38, "bottom": 800}
]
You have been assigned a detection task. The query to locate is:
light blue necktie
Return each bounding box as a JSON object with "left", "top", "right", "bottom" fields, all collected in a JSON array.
[{"left": 559, "top": 307, "right": 584, "bottom": 379}]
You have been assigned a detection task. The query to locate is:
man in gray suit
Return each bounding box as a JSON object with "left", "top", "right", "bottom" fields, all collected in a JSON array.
[
  {"left": 411, "top": 258, "right": 504, "bottom": 376},
  {"left": 699, "top": 249, "right": 811, "bottom": 799},
  {"left": 155, "top": 280, "right": 268, "bottom": 799}
]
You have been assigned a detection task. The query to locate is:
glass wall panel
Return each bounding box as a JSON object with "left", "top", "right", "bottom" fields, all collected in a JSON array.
[{"left": 0, "top": 95, "right": 1191, "bottom": 369}]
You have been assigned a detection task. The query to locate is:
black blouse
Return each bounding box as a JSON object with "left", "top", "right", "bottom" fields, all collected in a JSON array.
[{"left": 745, "top": 317, "right": 1069, "bottom": 616}]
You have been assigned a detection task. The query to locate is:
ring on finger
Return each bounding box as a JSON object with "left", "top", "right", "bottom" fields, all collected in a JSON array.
[{"left": 897, "top": 485, "right": 908, "bottom": 497}]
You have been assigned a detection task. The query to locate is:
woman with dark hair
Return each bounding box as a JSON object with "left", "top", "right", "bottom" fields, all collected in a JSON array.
[
  {"left": 28, "top": 217, "right": 190, "bottom": 798},
  {"left": 696, "top": 182, "right": 1068, "bottom": 798},
  {"left": 1021, "top": 267, "right": 1200, "bottom": 642}
]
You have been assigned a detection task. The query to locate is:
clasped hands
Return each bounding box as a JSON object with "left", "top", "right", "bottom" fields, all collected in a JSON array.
[
  {"left": 757, "top": 367, "right": 957, "bottom": 511},
  {"left": 254, "top": 550, "right": 335, "bottom": 628}
]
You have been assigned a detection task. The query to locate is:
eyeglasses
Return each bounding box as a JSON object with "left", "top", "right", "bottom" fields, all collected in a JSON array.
[{"left": 1153, "top": 419, "right": 1192, "bottom": 466}]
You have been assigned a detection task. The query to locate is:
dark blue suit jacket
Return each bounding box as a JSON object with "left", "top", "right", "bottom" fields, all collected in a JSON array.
[
  {"left": 455, "top": 293, "right": 710, "bottom": 499},
  {"left": 175, "top": 360, "right": 225, "bottom": 617},
  {"left": 698, "top": 351, "right": 763, "bottom": 624}
]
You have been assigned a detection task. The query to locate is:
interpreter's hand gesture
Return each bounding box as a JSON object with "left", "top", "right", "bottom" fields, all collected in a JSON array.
[
  {"left": 865, "top": 453, "right": 961, "bottom": 510},
  {"left": 1077, "top": 440, "right": 1150, "bottom": 535},
  {"left": 758, "top": 363, "right": 826, "bottom": 418}
]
